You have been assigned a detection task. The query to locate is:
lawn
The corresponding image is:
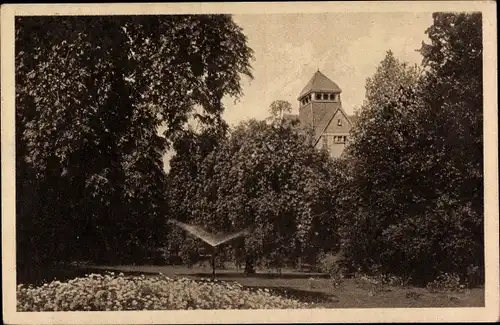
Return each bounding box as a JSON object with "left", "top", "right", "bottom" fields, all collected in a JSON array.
[{"left": 61, "top": 264, "right": 484, "bottom": 308}]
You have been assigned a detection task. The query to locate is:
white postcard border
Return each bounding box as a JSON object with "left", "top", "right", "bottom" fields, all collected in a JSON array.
[{"left": 2, "top": 2, "right": 498, "bottom": 324}]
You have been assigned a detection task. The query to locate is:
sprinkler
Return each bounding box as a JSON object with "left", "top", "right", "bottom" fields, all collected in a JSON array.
[{"left": 168, "top": 219, "right": 252, "bottom": 278}]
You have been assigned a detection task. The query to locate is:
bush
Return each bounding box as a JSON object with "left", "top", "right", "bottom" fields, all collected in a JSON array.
[
  {"left": 357, "top": 273, "right": 411, "bottom": 287},
  {"left": 317, "top": 252, "right": 346, "bottom": 287},
  {"left": 339, "top": 195, "right": 483, "bottom": 286},
  {"left": 426, "top": 273, "right": 467, "bottom": 293},
  {"left": 353, "top": 273, "right": 409, "bottom": 295},
  {"left": 17, "top": 272, "right": 311, "bottom": 311},
  {"left": 465, "top": 264, "right": 483, "bottom": 288}
]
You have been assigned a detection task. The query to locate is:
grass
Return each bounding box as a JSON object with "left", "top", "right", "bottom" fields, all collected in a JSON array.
[{"left": 47, "top": 264, "right": 483, "bottom": 308}]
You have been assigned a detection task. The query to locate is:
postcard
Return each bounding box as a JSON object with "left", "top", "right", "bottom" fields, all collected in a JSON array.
[{"left": 1, "top": 2, "right": 498, "bottom": 324}]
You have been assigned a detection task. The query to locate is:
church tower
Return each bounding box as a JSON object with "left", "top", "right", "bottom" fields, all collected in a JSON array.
[{"left": 297, "top": 70, "right": 354, "bottom": 158}]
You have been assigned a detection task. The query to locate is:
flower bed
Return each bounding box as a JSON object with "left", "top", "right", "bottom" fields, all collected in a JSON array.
[{"left": 17, "top": 272, "right": 310, "bottom": 311}]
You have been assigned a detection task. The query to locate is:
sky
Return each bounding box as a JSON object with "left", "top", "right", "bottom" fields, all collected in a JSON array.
[{"left": 163, "top": 12, "right": 434, "bottom": 171}]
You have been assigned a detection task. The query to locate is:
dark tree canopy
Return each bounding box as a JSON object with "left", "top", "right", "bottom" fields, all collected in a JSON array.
[
  {"left": 339, "top": 12, "right": 483, "bottom": 284},
  {"left": 15, "top": 15, "right": 253, "bottom": 278}
]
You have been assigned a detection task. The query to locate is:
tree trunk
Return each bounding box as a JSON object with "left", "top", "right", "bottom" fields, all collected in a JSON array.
[
  {"left": 244, "top": 256, "right": 255, "bottom": 275},
  {"left": 211, "top": 247, "right": 216, "bottom": 278}
]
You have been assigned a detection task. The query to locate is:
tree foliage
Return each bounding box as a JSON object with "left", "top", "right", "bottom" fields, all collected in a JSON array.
[
  {"left": 268, "top": 100, "right": 292, "bottom": 125},
  {"left": 15, "top": 15, "right": 253, "bottom": 276},
  {"left": 167, "top": 102, "right": 344, "bottom": 269},
  {"left": 419, "top": 12, "right": 483, "bottom": 214},
  {"left": 340, "top": 13, "right": 483, "bottom": 284},
  {"left": 361, "top": 50, "right": 421, "bottom": 112}
]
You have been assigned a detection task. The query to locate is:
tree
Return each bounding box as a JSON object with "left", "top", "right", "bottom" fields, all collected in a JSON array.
[
  {"left": 167, "top": 108, "right": 344, "bottom": 272},
  {"left": 268, "top": 100, "right": 292, "bottom": 125},
  {"left": 418, "top": 12, "right": 483, "bottom": 216},
  {"left": 360, "top": 50, "right": 421, "bottom": 112},
  {"left": 416, "top": 12, "right": 483, "bottom": 283},
  {"left": 340, "top": 13, "right": 484, "bottom": 284},
  {"left": 15, "top": 15, "right": 253, "bottom": 276},
  {"left": 165, "top": 123, "right": 228, "bottom": 264},
  {"left": 339, "top": 50, "right": 423, "bottom": 272}
]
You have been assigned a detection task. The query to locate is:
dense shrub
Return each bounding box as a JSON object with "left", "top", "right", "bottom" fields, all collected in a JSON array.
[
  {"left": 318, "top": 253, "right": 346, "bottom": 277},
  {"left": 317, "top": 252, "right": 346, "bottom": 288},
  {"left": 356, "top": 273, "right": 411, "bottom": 288},
  {"left": 17, "top": 273, "right": 310, "bottom": 311},
  {"left": 426, "top": 273, "right": 466, "bottom": 293}
]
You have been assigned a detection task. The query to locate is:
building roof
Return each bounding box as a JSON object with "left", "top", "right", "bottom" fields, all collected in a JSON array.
[
  {"left": 313, "top": 106, "right": 353, "bottom": 145},
  {"left": 298, "top": 70, "right": 342, "bottom": 99}
]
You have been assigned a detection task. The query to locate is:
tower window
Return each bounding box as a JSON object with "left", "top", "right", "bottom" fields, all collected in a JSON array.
[
  {"left": 316, "top": 93, "right": 322, "bottom": 100},
  {"left": 330, "top": 94, "right": 336, "bottom": 101},
  {"left": 322, "top": 93, "right": 329, "bottom": 100},
  {"left": 332, "top": 136, "right": 344, "bottom": 143},
  {"left": 337, "top": 119, "right": 342, "bottom": 126}
]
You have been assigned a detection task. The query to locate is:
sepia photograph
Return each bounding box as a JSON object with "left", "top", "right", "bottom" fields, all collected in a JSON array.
[{"left": 1, "top": 2, "right": 498, "bottom": 324}]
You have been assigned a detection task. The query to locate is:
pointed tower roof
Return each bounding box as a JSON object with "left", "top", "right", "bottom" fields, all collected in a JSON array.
[{"left": 298, "top": 70, "right": 342, "bottom": 100}]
